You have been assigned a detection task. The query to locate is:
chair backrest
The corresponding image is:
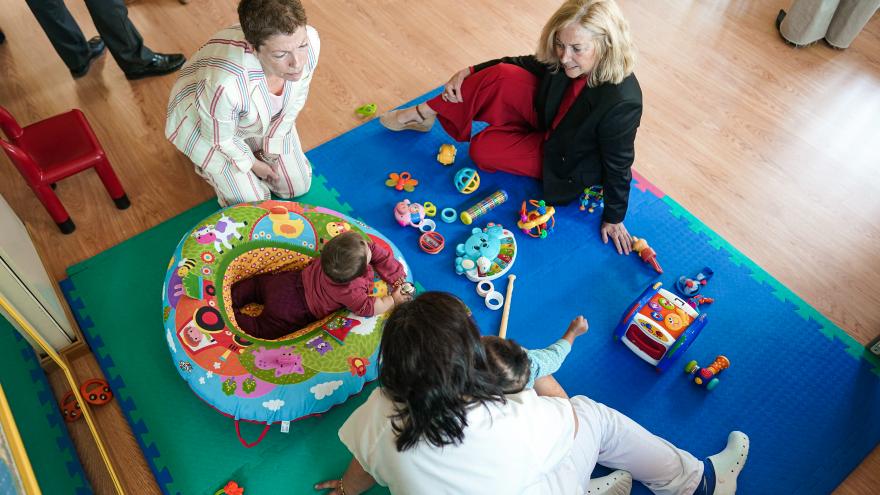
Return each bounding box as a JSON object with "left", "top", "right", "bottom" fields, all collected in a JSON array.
[
  {"left": 0, "top": 138, "right": 42, "bottom": 186},
  {"left": 0, "top": 106, "right": 24, "bottom": 142}
]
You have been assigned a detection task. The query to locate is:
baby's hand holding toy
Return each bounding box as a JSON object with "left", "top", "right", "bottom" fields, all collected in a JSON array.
[{"left": 391, "top": 284, "right": 413, "bottom": 305}]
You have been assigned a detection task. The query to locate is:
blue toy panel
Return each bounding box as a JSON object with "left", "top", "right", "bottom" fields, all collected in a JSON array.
[
  {"left": 306, "top": 89, "right": 880, "bottom": 494},
  {"left": 161, "top": 201, "right": 412, "bottom": 425}
]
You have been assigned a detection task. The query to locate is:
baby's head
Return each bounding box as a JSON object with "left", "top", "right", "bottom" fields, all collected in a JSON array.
[
  {"left": 481, "top": 335, "right": 530, "bottom": 394},
  {"left": 321, "top": 231, "right": 369, "bottom": 283}
]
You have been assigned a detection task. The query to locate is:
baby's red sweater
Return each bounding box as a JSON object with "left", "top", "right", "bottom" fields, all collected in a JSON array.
[{"left": 303, "top": 241, "right": 406, "bottom": 318}]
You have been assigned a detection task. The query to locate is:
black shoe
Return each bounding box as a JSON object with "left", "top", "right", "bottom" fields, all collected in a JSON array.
[
  {"left": 775, "top": 9, "right": 786, "bottom": 31},
  {"left": 71, "top": 36, "right": 106, "bottom": 78},
  {"left": 775, "top": 10, "right": 804, "bottom": 48},
  {"left": 124, "top": 53, "right": 185, "bottom": 80}
]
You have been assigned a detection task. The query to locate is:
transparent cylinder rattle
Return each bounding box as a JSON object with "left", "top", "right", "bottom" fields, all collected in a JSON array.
[{"left": 460, "top": 189, "right": 508, "bottom": 225}]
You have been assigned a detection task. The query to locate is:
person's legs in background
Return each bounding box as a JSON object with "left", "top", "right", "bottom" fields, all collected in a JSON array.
[
  {"left": 25, "top": 0, "right": 183, "bottom": 79},
  {"left": 776, "top": 0, "right": 878, "bottom": 49},
  {"left": 82, "top": 0, "right": 152, "bottom": 71},
  {"left": 24, "top": 0, "right": 106, "bottom": 77},
  {"left": 825, "top": 0, "right": 880, "bottom": 48},
  {"left": 82, "top": 0, "right": 184, "bottom": 79},
  {"left": 777, "top": 0, "right": 840, "bottom": 46}
]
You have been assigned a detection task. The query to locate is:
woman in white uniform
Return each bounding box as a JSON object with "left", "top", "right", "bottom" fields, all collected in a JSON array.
[
  {"left": 315, "top": 292, "right": 750, "bottom": 495},
  {"left": 166, "top": 0, "right": 318, "bottom": 206}
]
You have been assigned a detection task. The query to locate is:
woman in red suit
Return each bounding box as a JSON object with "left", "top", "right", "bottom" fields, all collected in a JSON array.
[{"left": 381, "top": 0, "right": 642, "bottom": 255}]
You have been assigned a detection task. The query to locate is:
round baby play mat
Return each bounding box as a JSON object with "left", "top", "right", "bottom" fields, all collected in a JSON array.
[{"left": 161, "top": 201, "right": 411, "bottom": 446}]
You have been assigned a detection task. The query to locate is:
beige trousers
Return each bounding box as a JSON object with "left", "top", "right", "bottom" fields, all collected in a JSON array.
[{"left": 781, "top": 0, "right": 879, "bottom": 48}]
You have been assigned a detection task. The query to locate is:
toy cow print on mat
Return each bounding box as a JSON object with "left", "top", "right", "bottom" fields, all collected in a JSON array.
[{"left": 193, "top": 214, "right": 248, "bottom": 253}]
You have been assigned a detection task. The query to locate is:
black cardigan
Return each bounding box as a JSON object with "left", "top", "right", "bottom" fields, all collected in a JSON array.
[{"left": 473, "top": 55, "right": 642, "bottom": 224}]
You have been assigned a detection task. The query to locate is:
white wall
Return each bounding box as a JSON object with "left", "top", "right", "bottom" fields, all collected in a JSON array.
[{"left": 0, "top": 193, "right": 75, "bottom": 352}]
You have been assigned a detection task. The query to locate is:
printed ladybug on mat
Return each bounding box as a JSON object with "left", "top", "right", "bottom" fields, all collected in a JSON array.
[
  {"left": 60, "top": 391, "right": 82, "bottom": 423},
  {"left": 59, "top": 378, "right": 114, "bottom": 423},
  {"left": 80, "top": 378, "right": 114, "bottom": 405}
]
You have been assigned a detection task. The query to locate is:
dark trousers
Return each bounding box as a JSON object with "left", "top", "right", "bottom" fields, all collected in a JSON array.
[
  {"left": 231, "top": 270, "right": 315, "bottom": 340},
  {"left": 25, "top": 0, "right": 153, "bottom": 71}
]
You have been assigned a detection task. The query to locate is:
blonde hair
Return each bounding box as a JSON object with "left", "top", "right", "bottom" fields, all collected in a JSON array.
[{"left": 536, "top": 0, "right": 636, "bottom": 86}]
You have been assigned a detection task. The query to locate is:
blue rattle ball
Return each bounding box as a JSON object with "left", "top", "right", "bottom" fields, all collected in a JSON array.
[{"left": 454, "top": 168, "right": 480, "bottom": 194}]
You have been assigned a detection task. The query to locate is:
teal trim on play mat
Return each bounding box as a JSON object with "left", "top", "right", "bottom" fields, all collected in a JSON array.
[{"left": 660, "top": 194, "right": 879, "bottom": 373}]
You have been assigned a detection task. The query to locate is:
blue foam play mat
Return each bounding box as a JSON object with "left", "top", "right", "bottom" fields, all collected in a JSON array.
[
  {"left": 306, "top": 89, "right": 880, "bottom": 494},
  {"left": 61, "top": 88, "right": 879, "bottom": 494}
]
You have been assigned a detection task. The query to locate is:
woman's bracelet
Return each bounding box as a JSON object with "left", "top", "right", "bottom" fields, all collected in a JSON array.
[{"left": 337, "top": 479, "right": 346, "bottom": 495}]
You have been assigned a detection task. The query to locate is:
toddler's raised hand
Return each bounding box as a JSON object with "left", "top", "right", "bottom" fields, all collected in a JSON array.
[{"left": 564, "top": 316, "right": 589, "bottom": 341}]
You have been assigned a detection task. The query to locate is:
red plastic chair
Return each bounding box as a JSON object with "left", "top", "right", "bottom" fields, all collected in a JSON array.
[{"left": 0, "top": 106, "right": 130, "bottom": 234}]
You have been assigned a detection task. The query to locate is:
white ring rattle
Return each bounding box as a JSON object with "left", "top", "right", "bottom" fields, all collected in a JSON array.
[
  {"left": 476, "top": 280, "right": 494, "bottom": 297},
  {"left": 484, "top": 291, "right": 504, "bottom": 311},
  {"left": 418, "top": 218, "right": 437, "bottom": 232}
]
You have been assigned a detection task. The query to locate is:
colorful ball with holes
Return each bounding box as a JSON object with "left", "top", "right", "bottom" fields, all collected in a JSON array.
[
  {"left": 454, "top": 167, "right": 481, "bottom": 194},
  {"left": 162, "top": 201, "right": 412, "bottom": 446}
]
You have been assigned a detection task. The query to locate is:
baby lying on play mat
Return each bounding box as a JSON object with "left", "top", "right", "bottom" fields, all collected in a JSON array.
[
  {"left": 231, "top": 231, "right": 411, "bottom": 340},
  {"left": 482, "top": 315, "right": 589, "bottom": 393}
]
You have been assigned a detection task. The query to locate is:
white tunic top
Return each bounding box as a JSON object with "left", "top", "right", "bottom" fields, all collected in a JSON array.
[
  {"left": 339, "top": 388, "right": 579, "bottom": 494},
  {"left": 165, "top": 25, "right": 320, "bottom": 175}
]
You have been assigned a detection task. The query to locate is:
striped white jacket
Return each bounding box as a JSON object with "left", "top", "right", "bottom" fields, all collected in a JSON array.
[{"left": 165, "top": 25, "right": 320, "bottom": 175}]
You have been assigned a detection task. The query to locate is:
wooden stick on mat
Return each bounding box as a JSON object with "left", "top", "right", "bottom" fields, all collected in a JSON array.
[{"left": 498, "top": 274, "right": 516, "bottom": 339}]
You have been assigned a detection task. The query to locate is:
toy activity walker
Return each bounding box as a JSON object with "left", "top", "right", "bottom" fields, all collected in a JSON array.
[{"left": 613, "top": 282, "right": 708, "bottom": 371}]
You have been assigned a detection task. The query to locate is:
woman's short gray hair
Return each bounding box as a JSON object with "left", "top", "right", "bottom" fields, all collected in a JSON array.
[{"left": 536, "top": 0, "right": 636, "bottom": 86}]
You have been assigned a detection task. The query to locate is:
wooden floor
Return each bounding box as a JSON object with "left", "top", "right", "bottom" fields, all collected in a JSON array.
[{"left": 1, "top": 0, "right": 878, "bottom": 493}]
